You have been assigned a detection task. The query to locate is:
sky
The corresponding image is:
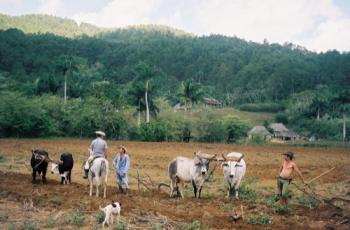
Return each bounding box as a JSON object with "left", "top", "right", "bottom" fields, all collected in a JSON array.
[{"left": 1, "top": 0, "right": 350, "bottom": 52}]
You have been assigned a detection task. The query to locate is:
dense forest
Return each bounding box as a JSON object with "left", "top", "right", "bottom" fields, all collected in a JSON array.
[{"left": 0, "top": 14, "right": 349, "bottom": 141}]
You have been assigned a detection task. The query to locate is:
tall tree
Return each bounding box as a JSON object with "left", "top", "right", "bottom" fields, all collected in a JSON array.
[
  {"left": 134, "top": 62, "right": 158, "bottom": 123},
  {"left": 334, "top": 90, "right": 350, "bottom": 142},
  {"left": 179, "top": 79, "right": 204, "bottom": 110}
]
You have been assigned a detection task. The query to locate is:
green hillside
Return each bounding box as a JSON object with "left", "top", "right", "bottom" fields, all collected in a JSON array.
[{"left": 0, "top": 14, "right": 349, "bottom": 141}]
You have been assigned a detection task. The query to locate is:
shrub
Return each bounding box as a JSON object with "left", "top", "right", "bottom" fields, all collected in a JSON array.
[
  {"left": 275, "top": 112, "right": 289, "bottom": 124},
  {"left": 197, "top": 119, "right": 226, "bottom": 143},
  {"left": 248, "top": 134, "right": 266, "bottom": 144},
  {"left": 138, "top": 120, "right": 174, "bottom": 142},
  {"left": 238, "top": 103, "right": 285, "bottom": 113},
  {"left": 225, "top": 117, "right": 250, "bottom": 143},
  {"left": 248, "top": 213, "right": 272, "bottom": 225}
]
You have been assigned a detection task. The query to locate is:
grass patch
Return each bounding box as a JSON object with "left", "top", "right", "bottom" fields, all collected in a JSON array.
[
  {"left": 244, "top": 176, "right": 259, "bottom": 185},
  {"left": 297, "top": 195, "right": 319, "bottom": 208},
  {"left": 248, "top": 213, "right": 272, "bottom": 225},
  {"left": 114, "top": 221, "right": 127, "bottom": 230},
  {"left": 273, "top": 204, "right": 290, "bottom": 214},
  {"left": 49, "top": 196, "right": 63, "bottom": 205},
  {"left": 238, "top": 184, "right": 257, "bottom": 201},
  {"left": 69, "top": 209, "right": 85, "bottom": 228},
  {"left": 185, "top": 220, "right": 202, "bottom": 230},
  {"left": 35, "top": 196, "right": 46, "bottom": 205},
  {"left": 45, "top": 216, "right": 56, "bottom": 228},
  {"left": 95, "top": 212, "right": 105, "bottom": 224},
  {"left": 0, "top": 154, "right": 5, "bottom": 163},
  {"left": 221, "top": 203, "right": 236, "bottom": 212},
  {"left": 21, "top": 222, "right": 38, "bottom": 230}
]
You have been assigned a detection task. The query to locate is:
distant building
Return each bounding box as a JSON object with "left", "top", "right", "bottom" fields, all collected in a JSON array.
[
  {"left": 204, "top": 97, "right": 222, "bottom": 107},
  {"left": 248, "top": 126, "right": 272, "bottom": 140},
  {"left": 269, "top": 123, "right": 299, "bottom": 141}
]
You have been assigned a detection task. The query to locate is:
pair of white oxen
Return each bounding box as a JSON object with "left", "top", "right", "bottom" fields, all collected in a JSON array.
[
  {"left": 167, "top": 151, "right": 246, "bottom": 199},
  {"left": 85, "top": 150, "right": 246, "bottom": 199}
]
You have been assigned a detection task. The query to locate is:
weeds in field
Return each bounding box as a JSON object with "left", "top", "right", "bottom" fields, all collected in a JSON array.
[
  {"left": 7, "top": 223, "right": 16, "bottom": 230},
  {"left": 273, "top": 204, "right": 290, "bottom": 214},
  {"left": 35, "top": 196, "right": 46, "bottom": 205},
  {"left": 244, "top": 176, "right": 259, "bottom": 185},
  {"left": 21, "top": 222, "right": 38, "bottom": 230},
  {"left": 114, "top": 221, "right": 127, "bottom": 230},
  {"left": 49, "top": 196, "right": 63, "bottom": 205},
  {"left": 95, "top": 212, "right": 105, "bottom": 224},
  {"left": 69, "top": 209, "right": 85, "bottom": 228},
  {"left": 0, "top": 154, "right": 5, "bottom": 163},
  {"left": 248, "top": 213, "right": 272, "bottom": 225},
  {"left": 152, "top": 223, "right": 162, "bottom": 230},
  {"left": 297, "top": 195, "right": 318, "bottom": 208},
  {"left": 185, "top": 220, "right": 201, "bottom": 230},
  {"left": 221, "top": 203, "right": 236, "bottom": 212},
  {"left": 238, "top": 184, "right": 257, "bottom": 201},
  {"left": 45, "top": 216, "right": 56, "bottom": 228}
]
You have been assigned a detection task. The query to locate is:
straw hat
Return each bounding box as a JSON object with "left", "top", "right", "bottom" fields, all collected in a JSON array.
[
  {"left": 95, "top": 131, "right": 106, "bottom": 137},
  {"left": 119, "top": 145, "right": 127, "bottom": 153}
]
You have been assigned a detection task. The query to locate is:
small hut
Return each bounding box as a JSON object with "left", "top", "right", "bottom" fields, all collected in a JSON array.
[
  {"left": 248, "top": 126, "right": 272, "bottom": 140},
  {"left": 269, "top": 123, "right": 299, "bottom": 141},
  {"left": 204, "top": 97, "right": 222, "bottom": 107}
]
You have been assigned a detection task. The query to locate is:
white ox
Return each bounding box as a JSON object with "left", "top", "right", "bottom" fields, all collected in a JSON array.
[
  {"left": 220, "top": 152, "right": 246, "bottom": 199},
  {"left": 84, "top": 149, "right": 109, "bottom": 198},
  {"left": 168, "top": 152, "right": 216, "bottom": 198}
]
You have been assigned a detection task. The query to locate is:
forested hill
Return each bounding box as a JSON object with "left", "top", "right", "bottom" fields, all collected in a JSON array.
[
  {"left": 0, "top": 14, "right": 349, "bottom": 140},
  {"left": 0, "top": 14, "right": 105, "bottom": 37}
]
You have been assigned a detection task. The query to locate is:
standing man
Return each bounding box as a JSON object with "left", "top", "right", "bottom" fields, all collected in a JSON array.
[
  {"left": 83, "top": 131, "right": 108, "bottom": 179},
  {"left": 276, "top": 151, "right": 307, "bottom": 205},
  {"left": 113, "top": 145, "right": 130, "bottom": 194}
]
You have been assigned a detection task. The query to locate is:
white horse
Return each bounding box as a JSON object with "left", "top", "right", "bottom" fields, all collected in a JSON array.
[{"left": 84, "top": 149, "right": 109, "bottom": 198}]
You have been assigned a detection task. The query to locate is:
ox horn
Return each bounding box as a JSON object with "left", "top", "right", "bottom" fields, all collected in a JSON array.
[
  {"left": 221, "top": 153, "right": 244, "bottom": 162},
  {"left": 195, "top": 151, "right": 217, "bottom": 160},
  {"left": 45, "top": 155, "right": 60, "bottom": 164}
]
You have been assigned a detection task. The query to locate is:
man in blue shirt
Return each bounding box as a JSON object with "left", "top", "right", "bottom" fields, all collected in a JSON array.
[{"left": 113, "top": 145, "right": 130, "bottom": 194}]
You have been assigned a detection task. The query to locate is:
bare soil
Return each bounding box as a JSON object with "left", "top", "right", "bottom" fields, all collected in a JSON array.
[{"left": 0, "top": 139, "right": 349, "bottom": 229}]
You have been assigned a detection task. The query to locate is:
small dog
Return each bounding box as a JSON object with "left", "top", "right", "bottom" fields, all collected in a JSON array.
[{"left": 99, "top": 201, "right": 121, "bottom": 227}]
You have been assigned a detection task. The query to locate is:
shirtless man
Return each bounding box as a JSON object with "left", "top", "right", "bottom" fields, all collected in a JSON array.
[{"left": 276, "top": 151, "right": 306, "bottom": 205}]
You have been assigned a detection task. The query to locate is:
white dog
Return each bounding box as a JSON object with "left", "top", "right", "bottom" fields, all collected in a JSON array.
[{"left": 99, "top": 202, "right": 121, "bottom": 227}]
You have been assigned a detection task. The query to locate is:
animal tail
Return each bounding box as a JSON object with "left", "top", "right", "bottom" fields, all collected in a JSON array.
[{"left": 99, "top": 160, "right": 106, "bottom": 177}]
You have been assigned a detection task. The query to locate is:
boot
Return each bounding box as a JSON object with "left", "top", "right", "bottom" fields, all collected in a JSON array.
[{"left": 83, "top": 169, "right": 88, "bottom": 179}]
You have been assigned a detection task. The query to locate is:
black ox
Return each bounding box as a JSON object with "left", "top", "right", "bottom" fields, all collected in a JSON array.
[{"left": 31, "top": 149, "right": 49, "bottom": 184}]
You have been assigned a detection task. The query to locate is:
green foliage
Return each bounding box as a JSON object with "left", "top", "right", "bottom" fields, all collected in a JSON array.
[
  {"left": 238, "top": 103, "right": 285, "bottom": 113},
  {"left": 248, "top": 213, "right": 272, "bottom": 225},
  {"left": 69, "top": 209, "right": 85, "bottom": 228},
  {"left": 197, "top": 119, "right": 226, "bottom": 143},
  {"left": 297, "top": 195, "right": 319, "bottom": 207},
  {"left": 248, "top": 134, "right": 266, "bottom": 144},
  {"left": 95, "top": 212, "right": 105, "bottom": 224},
  {"left": 114, "top": 222, "right": 127, "bottom": 230},
  {"left": 21, "top": 222, "right": 38, "bottom": 230},
  {"left": 225, "top": 116, "right": 250, "bottom": 143},
  {"left": 45, "top": 216, "right": 56, "bottom": 228},
  {"left": 273, "top": 204, "right": 290, "bottom": 214},
  {"left": 238, "top": 184, "right": 257, "bottom": 201},
  {"left": 138, "top": 120, "right": 174, "bottom": 141},
  {"left": 275, "top": 112, "right": 289, "bottom": 124},
  {"left": 0, "top": 154, "right": 5, "bottom": 163},
  {"left": 185, "top": 220, "right": 202, "bottom": 230}
]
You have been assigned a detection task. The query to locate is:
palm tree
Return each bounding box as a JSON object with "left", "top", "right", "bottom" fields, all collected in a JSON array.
[
  {"left": 128, "top": 82, "right": 159, "bottom": 126},
  {"left": 335, "top": 89, "right": 350, "bottom": 142},
  {"left": 179, "top": 79, "right": 204, "bottom": 110},
  {"left": 135, "top": 62, "right": 158, "bottom": 123}
]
